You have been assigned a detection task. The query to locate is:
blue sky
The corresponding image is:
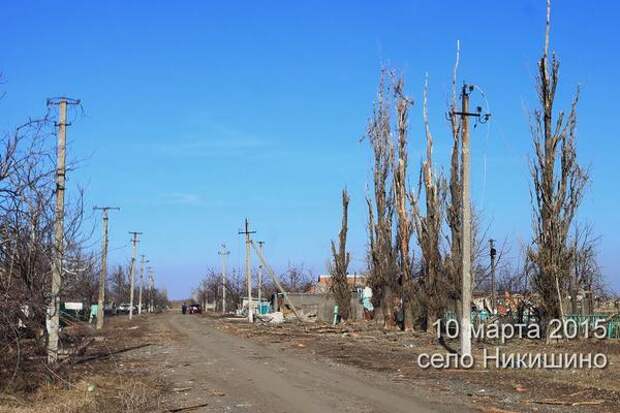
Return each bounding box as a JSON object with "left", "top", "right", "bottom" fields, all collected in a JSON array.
[{"left": 1, "top": 1, "right": 618, "bottom": 298}]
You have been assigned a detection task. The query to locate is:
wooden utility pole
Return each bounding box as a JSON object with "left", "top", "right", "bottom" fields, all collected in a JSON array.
[
  {"left": 490, "top": 239, "right": 497, "bottom": 312},
  {"left": 46, "top": 97, "right": 80, "bottom": 364},
  {"left": 139, "top": 255, "right": 149, "bottom": 315},
  {"left": 453, "top": 84, "right": 490, "bottom": 357},
  {"left": 218, "top": 244, "right": 230, "bottom": 314},
  {"left": 94, "top": 206, "right": 119, "bottom": 330},
  {"left": 128, "top": 231, "right": 142, "bottom": 320},
  {"left": 257, "top": 241, "right": 264, "bottom": 313},
  {"left": 239, "top": 219, "right": 256, "bottom": 323}
]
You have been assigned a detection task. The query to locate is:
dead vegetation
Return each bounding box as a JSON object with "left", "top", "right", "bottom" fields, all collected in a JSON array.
[
  {"left": 330, "top": 188, "right": 352, "bottom": 320},
  {"left": 527, "top": 0, "right": 589, "bottom": 333},
  {"left": 0, "top": 316, "right": 167, "bottom": 413},
  {"left": 0, "top": 101, "right": 169, "bottom": 393},
  {"left": 221, "top": 317, "right": 620, "bottom": 412}
]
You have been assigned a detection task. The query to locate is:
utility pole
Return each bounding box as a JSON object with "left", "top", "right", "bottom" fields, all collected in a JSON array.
[
  {"left": 218, "top": 244, "right": 230, "bottom": 314},
  {"left": 46, "top": 97, "right": 80, "bottom": 364},
  {"left": 128, "top": 231, "right": 142, "bottom": 320},
  {"left": 94, "top": 206, "right": 119, "bottom": 330},
  {"left": 257, "top": 241, "right": 264, "bottom": 314},
  {"left": 148, "top": 269, "right": 155, "bottom": 312},
  {"left": 251, "top": 241, "right": 302, "bottom": 320},
  {"left": 238, "top": 219, "right": 256, "bottom": 323},
  {"left": 453, "top": 84, "right": 490, "bottom": 357},
  {"left": 139, "top": 255, "right": 149, "bottom": 315},
  {"left": 490, "top": 239, "right": 497, "bottom": 313}
]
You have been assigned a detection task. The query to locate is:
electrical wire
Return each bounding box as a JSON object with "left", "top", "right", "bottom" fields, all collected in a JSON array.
[{"left": 473, "top": 84, "right": 492, "bottom": 211}]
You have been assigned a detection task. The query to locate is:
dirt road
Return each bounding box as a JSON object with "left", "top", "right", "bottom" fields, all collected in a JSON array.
[{"left": 150, "top": 313, "right": 464, "bottom": 413}]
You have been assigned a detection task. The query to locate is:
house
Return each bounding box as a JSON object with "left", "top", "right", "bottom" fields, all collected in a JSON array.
[
  {"left": 273, "top": 292, "right": 364, "bottom": 322},
  {"left": 310, "top": 274, "right": 367, "bottom": 294}
]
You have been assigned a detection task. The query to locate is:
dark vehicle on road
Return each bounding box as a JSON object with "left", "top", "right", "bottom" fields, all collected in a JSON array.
[
  {"left": 188, "top": 304, "right": 202, "bottom": 314},
  {"left": 117, "top": 303, "right": 136, "bottom": 314}
]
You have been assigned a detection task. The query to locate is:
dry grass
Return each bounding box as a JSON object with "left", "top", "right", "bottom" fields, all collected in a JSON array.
[
  {"left": 0, "top": 316, "right": 167, "bottom": 413},
  {"left": 0, "top": 376, "right": 163, "bottom": 413}
]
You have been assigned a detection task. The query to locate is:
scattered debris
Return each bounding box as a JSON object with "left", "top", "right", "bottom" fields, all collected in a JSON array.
[{"left": 258, "top": 311, "right": 284, "bottom": 324}]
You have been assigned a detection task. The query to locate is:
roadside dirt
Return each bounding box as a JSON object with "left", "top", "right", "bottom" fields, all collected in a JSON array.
[
  {"left": 218, "top": 315, "right": 619, "bottom": 413},
  {"left": 0, "top": 315, "right": 167, "bottom": 413},
  {"left": 149, "top": 312, "right": 463, "bottom": 412},
  {"left": 3, "top": 312, "right": 617, "bottom": 413}
]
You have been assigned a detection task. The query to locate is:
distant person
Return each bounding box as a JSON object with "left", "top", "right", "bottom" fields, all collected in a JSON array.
[
  {"left": 181, "top": 302, "right": 187, "bottom": 315},
  {"left": 362, "top": 284, "right": 374, "bottom": 321},
  {"left": 89, "top": 304, "right": 98, "bottom": 324}
]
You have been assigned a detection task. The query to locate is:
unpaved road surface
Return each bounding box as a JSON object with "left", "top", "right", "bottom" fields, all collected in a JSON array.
[{"left": 149, "top": 313, "right": 466, "bottom": 413}]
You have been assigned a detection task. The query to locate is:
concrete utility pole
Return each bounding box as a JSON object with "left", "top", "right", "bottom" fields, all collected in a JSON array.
[
  {"left": 128, "top": 231, "right": 142, "bottom": 320},
  {"left": 490, "top": 239, "right": 497, "bottom": 313},
  {"left": 46, "top": 97, "right": 80, "bottom": 364},
  {"left": 453, "top": 84, "right": 490, "bottom": 357},
  {"left": 139, "top": 255, "right": 149, "bottom": 315},
  {"left": 257, "top": 241, "right": 264, "bottom": 314},
  {"left": 94, "top": 206, "right": 119, "bottom": 330},
  {"left": 460, "top": 84, "right": 473, "bottom": 357},
  {"left": 148, "top": 269, "right": 155, "bottom": 312},
  {"left": 239, "top": 219, "right": 256, "bottom": 323},
  {"left": 251, "top": 241, "right": 302, "bottom": 320},
  {"left": 218, "top": 244, "right": 230, "bottom": 314}
]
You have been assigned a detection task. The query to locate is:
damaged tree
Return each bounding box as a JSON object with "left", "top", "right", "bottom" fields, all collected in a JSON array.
[
  {"left": 366, "top": 72, "right": 399, "bottom": 329},
  {"left": 392, "top": 76, "right": 416, "bottom": 331},
  {"left": 410, "top": 77, "right": 446, "bottom": 331},
  {"left": 528, "top": 0, "right": 588, "bottom": 332},
  {"left": 330, "top": 188, "right": 352, "bottom": 320},
  {"left": 445, "top": 42, "right": 464, "bottom": 319}
]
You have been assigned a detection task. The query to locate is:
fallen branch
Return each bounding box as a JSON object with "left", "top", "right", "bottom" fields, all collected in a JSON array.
[
  {"left": 74, "top": 343, "right": 152, "bottom": 364},
  {"left": 533, "top": 399, "right": 604, "bottom": 406},
  {"left": 165, "top": 402, "right": 209, "bottom": 412},
  {"left": 172, "top": 387, "right": 192, "bottom": 392},
  {"left": 571, "top": 400, "right": 605, "bottom": 406}
]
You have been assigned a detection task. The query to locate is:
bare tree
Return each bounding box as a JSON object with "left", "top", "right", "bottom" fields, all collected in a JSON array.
[
  {"left": 0, "top": 109, "right": 92, "bottom": 388},
  {"left": 528, "top": 0, "right": 588, "bottom": 330},
  {"left": 392, "top": 76, "right": 416, "bottom": 331},
  {"left": 330, "top": 188, "right": 351, "bottom": 320},
  {"left": 444, "top": 42, "right": 464, "bottom": 318},
  {"left": 280, "top": 263, "right": 314, "bottom": 293},
  {"left": 410, "top": 77, "right": 447, "bottom": 331},
  {"left": 365, "top": 71, "right": 399, "bottom": 329},
  {"left": 570, "top": 222, "right": 601, "bottom": 314},
  {"left": 109, "top": 264, "right": 130, "bottom": 304}
]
